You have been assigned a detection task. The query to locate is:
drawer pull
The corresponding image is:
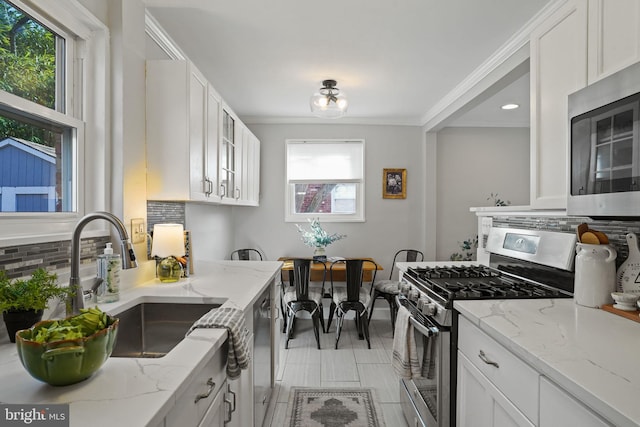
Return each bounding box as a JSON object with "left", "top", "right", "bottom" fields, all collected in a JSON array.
[
  {"left": 227, "top": 383, "right": 237, "bottom": 412},
  {"left": 478, "top": 350, "right": 499, "bottom": 368},
  {"left": 194, "top": 378, "right": 215, "bottom": 403}
]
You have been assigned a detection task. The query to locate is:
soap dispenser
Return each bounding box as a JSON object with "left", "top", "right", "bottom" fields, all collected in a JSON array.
[{"left": 96, "top": 243, "right": 121, "bottom": 303}]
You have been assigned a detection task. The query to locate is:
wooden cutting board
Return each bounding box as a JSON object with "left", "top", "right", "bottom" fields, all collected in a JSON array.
[{"left": 602, "top": 304, "right": 640, "bottom": 323}]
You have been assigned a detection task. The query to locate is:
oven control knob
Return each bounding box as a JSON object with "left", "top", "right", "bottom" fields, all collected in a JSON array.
[{"left": 424, "top": 303, "right": 437, "bottom": 316}]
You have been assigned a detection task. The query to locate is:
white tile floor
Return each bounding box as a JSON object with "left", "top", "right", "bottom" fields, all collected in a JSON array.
[{"left": 263, "top": 313, "right": 409, "bottom": 427}]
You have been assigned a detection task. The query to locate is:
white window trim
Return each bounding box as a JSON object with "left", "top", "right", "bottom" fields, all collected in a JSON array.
[
  {"left": 285, "top": 139, "right": 365, "bottom": 223},
  {"left": 0, "top": 0, "right": 110, "bottom": 247}
]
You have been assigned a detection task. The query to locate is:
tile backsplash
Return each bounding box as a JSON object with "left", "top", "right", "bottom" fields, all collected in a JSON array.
[
  {"left": 0, "top": 236, "right": 110, "bottom": 279},
  {"left": 490, "top": 215, "right": 640, "bottom": 269}
]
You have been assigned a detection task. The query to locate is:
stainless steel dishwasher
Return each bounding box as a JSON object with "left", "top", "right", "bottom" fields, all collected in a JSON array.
[{"left": 253, "top": 286, "right": 272, "bottom": 426}]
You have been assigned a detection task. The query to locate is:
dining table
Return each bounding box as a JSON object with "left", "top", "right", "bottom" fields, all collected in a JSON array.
[{"left": 277, "top": 257, "right": 383, "bottom": 283}]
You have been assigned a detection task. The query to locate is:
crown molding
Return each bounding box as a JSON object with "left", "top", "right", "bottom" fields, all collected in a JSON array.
[
  {"left": 421, "top": 0, "right": 568, "bottom": 130},
  {"left": 241, "top": 116, "right": 422, "bottom": 127},
  {"left": 145, "top": 10, "right": 186, "bottom": 60}
]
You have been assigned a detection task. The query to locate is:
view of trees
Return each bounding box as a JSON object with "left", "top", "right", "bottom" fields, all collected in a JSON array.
[{"left": 0, "top": 0, "right": 58, "bottom": 146}]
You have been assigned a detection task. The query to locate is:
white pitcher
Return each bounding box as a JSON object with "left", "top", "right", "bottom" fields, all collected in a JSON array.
[{"left": 574, "top": 243, "right": 617, "bottom": 308}]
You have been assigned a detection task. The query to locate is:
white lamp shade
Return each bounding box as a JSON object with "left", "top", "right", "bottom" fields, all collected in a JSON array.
[{"left": 152, "top": 224, "right": 185, "bottom": 257}]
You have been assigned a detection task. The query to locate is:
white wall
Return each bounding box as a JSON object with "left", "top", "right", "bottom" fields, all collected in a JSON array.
[
  {"left": 232, "top": 123, "right": 425, "bottom": 276},
  {"left": 185, "top": 203, "right": 235, "bottom": 263},
  {"left": 435, "top": 127, "right": 529, "bottom": 260}
]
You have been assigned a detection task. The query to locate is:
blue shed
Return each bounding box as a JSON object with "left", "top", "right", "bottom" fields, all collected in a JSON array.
[{"left": 0, "top": 137, "right": 56, "bottom": 212}]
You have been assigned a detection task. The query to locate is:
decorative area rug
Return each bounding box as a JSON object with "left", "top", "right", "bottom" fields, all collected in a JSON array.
[{"left": 287, "top": 387, "right": 386, "bottom": 427}]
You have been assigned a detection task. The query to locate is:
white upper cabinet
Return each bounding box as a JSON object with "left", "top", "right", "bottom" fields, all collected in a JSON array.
[
  {"left": 530, "top": 0, "right": 588, "bottom": 210},
  {"left": 587, "top": 0, "right": 640, "bottom": 83},
  {"left": 146, "top": 60, "right": 260, "bottom": 206},
  {"left": 219, "top": 106, "right": 237, "bottom": 203},
  {"left": 235, "top": 122, "right": 260, "bottom": 206},
  {"left": 530, "top": 0, "right": 640, "bottom": 210},
  {"left": 146, "top": 60, "right": 213, "bottom": 202}
]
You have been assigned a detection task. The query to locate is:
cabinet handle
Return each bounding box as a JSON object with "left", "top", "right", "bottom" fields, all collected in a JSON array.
[
  {"left": 224, "top": 384, "right": 236, "bottom": 425},
  {"left": 224, "top": 396, "right": 232, "bottom": 425},
  {"left": 227, "top": 383, "right": 236, "bottom": 412},
  {"left": 194, "top": 378, "right": 215, "bottom": 403},
  {"left": 235, "top": 187, "right": 240, "bottom": 200},
  {"left": 207, "top": 178, "right": 214, "bottom": 196},
  {"left": 478, "top": 350, "right": 499, "bottom": 368},
  {"left": 220, "top": 184, "right": 226, "bottom": 197}
]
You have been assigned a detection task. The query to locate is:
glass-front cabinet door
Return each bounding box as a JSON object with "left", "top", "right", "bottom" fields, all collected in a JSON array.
[{"left": 219, "top": 108, "right": 236, "bottom": 202}]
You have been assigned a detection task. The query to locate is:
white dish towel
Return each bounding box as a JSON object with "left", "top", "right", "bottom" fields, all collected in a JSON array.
[
  {"left": 392, "top": 304, "right": 421, "bottom": 379},
  {"left": 187, "top": 306, "right": 250, "bottom": 380}
]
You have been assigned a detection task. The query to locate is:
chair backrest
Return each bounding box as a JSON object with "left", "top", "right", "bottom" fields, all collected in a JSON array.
[
  {"left": 331, "top": 259, "right": 378, "bottom": 301},
  {"left": 288, "top": 258, "right": 325, "bottom": 301},
  {"left": 230, "top": 248, "right": 263, "bottom": 261},
  {"left": 389, "top": 249, "right": 424, "bottom": 279}
]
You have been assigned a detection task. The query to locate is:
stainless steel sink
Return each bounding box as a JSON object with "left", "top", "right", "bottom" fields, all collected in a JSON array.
[{"left": 110, "top": 302, "right": 222, "bottom": 358}]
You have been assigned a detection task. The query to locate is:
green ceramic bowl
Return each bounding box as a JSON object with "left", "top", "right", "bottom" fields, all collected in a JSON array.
[{"left": 15, "top": 316, "right": 119, "bottom": 386}]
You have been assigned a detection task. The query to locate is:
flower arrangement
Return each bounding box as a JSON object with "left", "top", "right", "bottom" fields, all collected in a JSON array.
[{"left": 295, "top": 218, "right": 346, "bottom": 248}]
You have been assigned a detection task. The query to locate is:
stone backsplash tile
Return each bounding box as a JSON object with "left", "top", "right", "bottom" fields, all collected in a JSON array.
[
  {"left": 0, "top": 236, "right": 110, "bottom": 279},
  {"left": 147, "top": 201, "right": 185, "bottom": 233}
]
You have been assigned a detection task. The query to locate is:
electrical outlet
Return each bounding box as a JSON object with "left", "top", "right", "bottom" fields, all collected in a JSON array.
[{"left": 131, "top": 218, "right": 146, "bottom": 244}]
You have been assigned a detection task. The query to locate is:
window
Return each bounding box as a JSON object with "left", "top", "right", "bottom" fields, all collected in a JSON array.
[
  {"left": 0, "top": 0, "right": 106, "bottom": 243},
  {"left": 285, "top": 139, "right": 365, "bottom": 222},
  {"left": 0, "top": 0, "right": 78, "bottom": 213}
]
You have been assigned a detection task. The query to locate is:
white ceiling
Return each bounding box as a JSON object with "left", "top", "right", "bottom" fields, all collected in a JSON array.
[{"left": 143, "top": 0, "right": 550, "bottom": 126}]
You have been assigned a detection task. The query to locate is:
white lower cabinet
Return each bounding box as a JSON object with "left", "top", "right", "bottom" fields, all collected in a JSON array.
[
  {"left": 458, "top": 315, "right": 616, "bottom": 427},
  {"left": 198, "top": 380, "right": 228, "bottom": 427},
  {"left": 457, "top": 316, "right": 537, "bottom": 427},
  {"left": 165, "top": 348, "right": 227, "bottom": 427},
  {"left": 539, "top": 377, "right": 612, "bottom": 427},
  {"left": 227, "top": 332, "right": 254, "bottom": 427},
  {"left": 458, "top": 316, "right": 539, "bottom": 425},
  {"left": 457, "top": 352, "right": 534, "bottom": 427}
]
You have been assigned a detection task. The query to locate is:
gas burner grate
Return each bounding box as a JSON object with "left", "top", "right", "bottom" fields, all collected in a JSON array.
[{"left": 405, "top": 264, "right": 572, "bottom": 302}]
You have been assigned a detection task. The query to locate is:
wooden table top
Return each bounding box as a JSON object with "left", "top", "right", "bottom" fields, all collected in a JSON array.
[{"left": 277, "top": 257, "right": 382, "bottom": 282}]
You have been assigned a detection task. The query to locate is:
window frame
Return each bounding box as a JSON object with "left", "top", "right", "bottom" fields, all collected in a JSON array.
[
  {"left": 285, "top": 139, "right": 365, "bottom": 223},
  {"left": 0, "top": 0, "right": 108, "bottom": 246}
]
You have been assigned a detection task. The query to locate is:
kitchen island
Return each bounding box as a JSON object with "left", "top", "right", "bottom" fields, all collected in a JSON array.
[
  {"left": 0, "top": 260, "right": 281, "bottom": 427},
  {"left": 455, "top": 298, "right": 640, "bottom": 427}
]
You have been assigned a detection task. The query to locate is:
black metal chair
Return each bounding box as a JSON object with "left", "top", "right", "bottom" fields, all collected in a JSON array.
[
  {"left": 369, "top": 249, "right": 424, "bottom": 332},
  {"left": 282, "top": 258, "right": 326, "bottom": 349},
  {"left": 326, "top": 259, "right": 378, "bottom": 349},
  {"left": 230, "top": 248, "right": 263, "bottom": 261}
]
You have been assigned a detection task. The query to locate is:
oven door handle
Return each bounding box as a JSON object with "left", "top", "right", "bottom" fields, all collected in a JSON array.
[{"left": 408, "top": 316, "right": 440, "bottom": 337}]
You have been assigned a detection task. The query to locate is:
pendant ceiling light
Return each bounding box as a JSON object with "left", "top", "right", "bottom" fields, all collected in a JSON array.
[{"left": 310, "top": 79, "right": 348, "bottom": 119}]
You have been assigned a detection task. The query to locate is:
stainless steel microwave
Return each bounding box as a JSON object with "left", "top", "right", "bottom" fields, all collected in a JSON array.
[{"left": 568, "top": 61, "right": 640, "bottom": 217}]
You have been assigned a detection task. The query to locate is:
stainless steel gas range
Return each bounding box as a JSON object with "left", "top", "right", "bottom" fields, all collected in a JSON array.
[{"left": 396, "top": 227, "right": 577, "bottom": 427}]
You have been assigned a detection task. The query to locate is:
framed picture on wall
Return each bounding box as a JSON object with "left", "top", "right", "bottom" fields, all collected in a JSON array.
[{"left": 383, "top": 168, "right": 406, "bottom": 199}]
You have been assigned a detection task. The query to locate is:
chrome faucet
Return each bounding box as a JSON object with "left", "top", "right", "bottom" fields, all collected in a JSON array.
[{"left": 68, "top": 211, "right": 138, "bottom": 315}]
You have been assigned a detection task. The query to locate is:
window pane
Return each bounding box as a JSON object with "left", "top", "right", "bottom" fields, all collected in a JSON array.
[
  {"left": 0, "top": 0, "right": 60, "bottom": 109},
  {"left": 294, "top": 183, "right": 357, "bottom": 214},
  {"left": 0, "top": 112, "right": 72, "bottom": 212}
]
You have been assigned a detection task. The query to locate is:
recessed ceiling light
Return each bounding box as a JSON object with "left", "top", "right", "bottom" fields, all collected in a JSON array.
[{"left": 501, "top": 103, "right": 519, "bottom": 110}]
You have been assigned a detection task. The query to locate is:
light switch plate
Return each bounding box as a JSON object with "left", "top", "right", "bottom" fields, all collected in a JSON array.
[{"left": 131, "top": 218, "right": 146, "bottom": 244}]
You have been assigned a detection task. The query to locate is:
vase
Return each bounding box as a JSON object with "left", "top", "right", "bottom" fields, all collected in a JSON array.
[
  {"left": 313, "top": 247, "right": 327, "bottom": 263},
  {"left": 3, "top": 309, "right": 44, "bottom": 343}
]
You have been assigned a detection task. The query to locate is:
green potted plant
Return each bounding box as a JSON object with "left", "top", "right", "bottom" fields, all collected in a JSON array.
[{"left": 0, "top": 268, "right": 73, "bottom": 343}]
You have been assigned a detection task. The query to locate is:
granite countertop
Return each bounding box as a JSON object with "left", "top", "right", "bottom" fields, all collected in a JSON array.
[
  {"left": 455, "top": 298, "right": 640, "bottom": 427},
  {"left": 0, "top": 260, "right": 281, "bottom": 427}
]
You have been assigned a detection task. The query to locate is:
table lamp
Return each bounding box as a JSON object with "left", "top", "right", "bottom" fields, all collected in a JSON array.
[{"left": 151, "top": 223, "right": 184, "bottom": 282}]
